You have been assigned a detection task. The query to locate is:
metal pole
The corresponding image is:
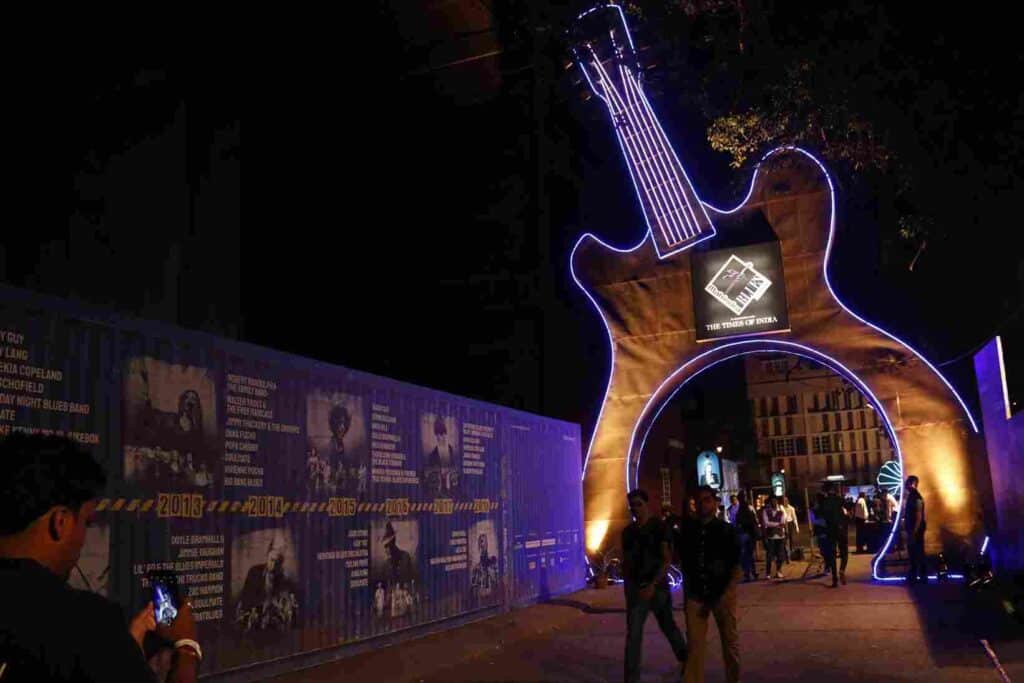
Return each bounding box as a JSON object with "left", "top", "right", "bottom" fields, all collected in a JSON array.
[{"left": 804, "top": 486, "right": 815, "bottom": 555}]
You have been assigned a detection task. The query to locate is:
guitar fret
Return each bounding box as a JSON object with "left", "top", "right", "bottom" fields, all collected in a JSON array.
[
  {"left": 576, "top": 7, "right": 716, "bottom": 258},
  {"left": 626, "top": 137, "right": 701, "bottom": 239},
  {"left": 592, "top": 49, "right": 711, "bottom": 250}
]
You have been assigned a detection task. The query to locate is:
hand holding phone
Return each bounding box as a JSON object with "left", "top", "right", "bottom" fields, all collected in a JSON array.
[{"left": 147, "top": 571, "right": 180, "bottom": 626}]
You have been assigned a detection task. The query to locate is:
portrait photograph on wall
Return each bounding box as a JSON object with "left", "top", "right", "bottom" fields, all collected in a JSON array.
[
  {"left": 122, "top": 357, "right": 219, "bottom": 489},
  {"left": 306, "top": 391, "right": 369, "bottom": 497},
  {"left": 420, "top": 413, "right": 460, "bottom": 497}
]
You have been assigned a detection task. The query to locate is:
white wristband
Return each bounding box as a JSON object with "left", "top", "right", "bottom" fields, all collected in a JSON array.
[{"left": 174, "top": 638, "right": 203, "bottom": 662}]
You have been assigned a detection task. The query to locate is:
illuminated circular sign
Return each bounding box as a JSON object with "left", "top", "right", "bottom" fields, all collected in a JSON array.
[{"left": 877, "top": 459, "right": 903, "bottom": 498}]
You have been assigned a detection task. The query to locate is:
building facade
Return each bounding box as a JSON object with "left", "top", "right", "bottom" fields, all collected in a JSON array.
[{"left": 745, "top": 354, "right": 895, "bottom": 494}]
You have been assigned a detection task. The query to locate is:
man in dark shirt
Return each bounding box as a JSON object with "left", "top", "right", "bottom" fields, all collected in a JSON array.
[
  {"left": 818, "top": 482, "right": 850, "bottom": 587},
  {"left": 0, "top": 433, "right": 199, "bottom": 682},
  {"left": 678, "top": 485, "right": 741, "bottom": 683},
  {"left": 904, "top": 475, "right": 928, "bottom": 583},
  {"left": 621, "top": 489, "right": 687, "bottom": 683}
]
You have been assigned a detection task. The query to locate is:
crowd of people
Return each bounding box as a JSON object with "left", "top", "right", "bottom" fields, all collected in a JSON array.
[{"left": 624, "top": 478, "right": 925, "bottom": 682}]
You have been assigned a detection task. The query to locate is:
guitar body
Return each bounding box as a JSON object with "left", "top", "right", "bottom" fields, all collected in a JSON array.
[{"left": 575, "top": 149, "right": 981, "bottom": 569}]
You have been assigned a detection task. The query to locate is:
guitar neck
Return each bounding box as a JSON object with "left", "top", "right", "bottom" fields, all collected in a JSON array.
[{"left": 579, "top": 33, "right": 716, "bottom": 258}]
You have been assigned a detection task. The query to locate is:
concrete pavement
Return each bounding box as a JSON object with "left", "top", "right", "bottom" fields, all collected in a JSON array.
[{"left": 268, "top": 552, "right": 1022, "bottom": 682}]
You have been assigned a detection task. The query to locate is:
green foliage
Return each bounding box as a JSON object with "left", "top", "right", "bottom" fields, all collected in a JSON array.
[{"left": 706, "top": 61, "right": 893, "bottom": 172}]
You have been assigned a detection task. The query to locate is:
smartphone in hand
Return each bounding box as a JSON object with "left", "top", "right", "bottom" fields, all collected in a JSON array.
[{"left": 147, "top": 571, "right": 181, "bottom": 626}]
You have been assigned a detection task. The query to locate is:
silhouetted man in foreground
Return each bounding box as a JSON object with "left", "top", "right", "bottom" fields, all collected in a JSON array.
[
  {"left": 0, "top": 433, "right": 200, "bottom": 682},
  {"left": 678, "top": 485, "right": 741, "bottom": 683},
  {"left": 904, "top": 475, "right": 927, "bottom": 583},
  {"left": 621, "top": 489, "right": 687, "bottom": 683}
]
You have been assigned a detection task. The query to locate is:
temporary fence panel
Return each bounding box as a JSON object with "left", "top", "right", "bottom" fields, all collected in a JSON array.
[
  {"left": 506, "top": 413, "right": 586, "bottom": 605},
  {"left": 0, "top": 286, "right": 582, "bottom": 678}
]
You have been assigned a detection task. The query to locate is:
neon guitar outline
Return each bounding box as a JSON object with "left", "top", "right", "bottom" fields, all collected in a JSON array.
[{"left": 568, "top": 4, "right": 980, "bottom": 577}]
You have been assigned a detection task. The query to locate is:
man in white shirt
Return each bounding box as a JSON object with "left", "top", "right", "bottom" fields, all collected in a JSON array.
[
  {"left": 781, "top": 496, "right": 799, "bottom": 560},
  {"left": 884, "top": 491, "right": 897, "bottom": 523},
  {"left": 854, "top": 492, "right": 870, "bottom": 553}
]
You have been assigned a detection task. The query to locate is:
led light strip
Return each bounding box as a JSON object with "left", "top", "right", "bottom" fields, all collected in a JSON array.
[
  {"left": 621, "top": 338, "right": 906, "bottom": 580},
  {"left": 600, "top": 22, "right": 690, "bottom": 244},
  {"left": 996, "top": 336, "right": 1012, "bottom": 420},
  {"left": 623, "top": 69, "right": 702, "bottom": 240},
  {"left": 571, "top": 231, "right": 650, "bottom": 481},
  {"left": 620, "top": 66, "right": 696, "bottom": 241},
  {"left": 589, "top": 49, "right": 686, "bottom": 246},
  {"left": 573, "top": 3, "right": 718, "bottom": 258},
  {"left": 634, "top": 84, "right": 719, "bottom": 249},
  {"left": 590, "top": 53, "right": 678, "bottom": 246},
  {"left": 636, "top": 347, "right": 899, "bottom": 579}
]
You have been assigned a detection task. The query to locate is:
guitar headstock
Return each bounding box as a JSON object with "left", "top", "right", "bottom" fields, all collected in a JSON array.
[
  {"left": 569, "top": 4, "right": 641, "bottom": 105},
  {"left": 568, "top": 3, "right": 717, "bottom": 258}
]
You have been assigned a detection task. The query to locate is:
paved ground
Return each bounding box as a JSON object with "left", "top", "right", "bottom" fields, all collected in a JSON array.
[{"left": 269, "top": 552, "right": 1024, "bottom": 682}]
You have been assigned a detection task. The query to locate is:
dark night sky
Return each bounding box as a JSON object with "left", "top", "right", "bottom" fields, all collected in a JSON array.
[
  {"left": 3, "top": 2, "right": 1022, "bottom": 433},
  {"left": 241, "top": 2, "right": 1022, "bottom": 424}
]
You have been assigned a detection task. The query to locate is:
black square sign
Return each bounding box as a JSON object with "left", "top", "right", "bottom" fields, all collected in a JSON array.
[{"left": 691, "top": 241, "right": 790, "bottom": 342}]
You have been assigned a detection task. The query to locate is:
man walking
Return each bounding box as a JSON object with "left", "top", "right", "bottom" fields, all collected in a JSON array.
[
  {"left": 854, "top": 492, "right": 869, "bottom": 553},
  {"left": 781, "top": 496, "right": 799, "bottom": 560},
  {"left": 762, "top": 497, "right": 786, "bottom": 579},
  {"left": 819, "top": 483, "right": 849, "bottom": 586},
  {"left": 904, "top": 476, "right": 927, "bottom": 583},
  {"left": 621, "top": 489, "right": 687, "bottom": 683},
  {"left": 678, "top": 486, "right": 741, "bottom": 683},
  {"left": 734, "top": 492, "right": 759, "bottom": 581}
]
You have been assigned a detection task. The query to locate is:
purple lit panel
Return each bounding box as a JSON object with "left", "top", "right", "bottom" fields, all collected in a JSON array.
[{"left": 975, "top": 337, "right": 1024, "bottom": 572}]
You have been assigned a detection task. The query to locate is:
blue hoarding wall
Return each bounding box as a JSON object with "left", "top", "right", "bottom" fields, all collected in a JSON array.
[
  {"left": 0, "top": 285, "right": 584, "bottom": 677},
  {"left": 506, "top": 415, "right": 584, "bottom": 606},
  {"left": 975, "top": 338, "right": 1024, "bottom": 573}
]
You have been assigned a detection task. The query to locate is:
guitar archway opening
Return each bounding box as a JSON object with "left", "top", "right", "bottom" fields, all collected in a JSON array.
[{"left": 625, "top": 341, "right": 906, "bottom": 580}]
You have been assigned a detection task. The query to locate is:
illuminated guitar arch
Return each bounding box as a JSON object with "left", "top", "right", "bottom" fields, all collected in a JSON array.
[{"left": 570, "top": 5, "right": 981, "bottom": 579}]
